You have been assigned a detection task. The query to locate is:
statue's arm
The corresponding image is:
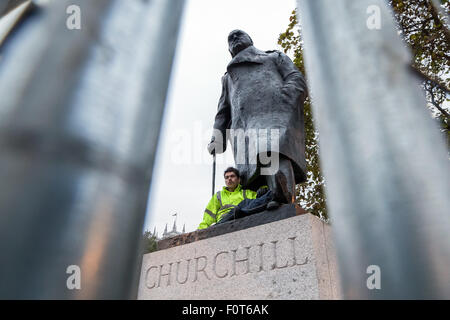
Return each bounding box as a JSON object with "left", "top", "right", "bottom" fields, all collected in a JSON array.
[
  {"left": 276, "top": 52, "right": 308, "bottom": 105},
  {"left": 210, "top": 74, "right": 231, "bottom": 154}
]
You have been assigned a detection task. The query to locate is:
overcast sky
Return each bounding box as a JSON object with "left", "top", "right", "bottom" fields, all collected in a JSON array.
[{"left": 143, "top": 0, "right": 297, "bottom": 235}]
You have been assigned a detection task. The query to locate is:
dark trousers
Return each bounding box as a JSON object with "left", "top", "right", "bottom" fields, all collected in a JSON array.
[{"left": 216, "top": 190, "right": 274, "bottom": 224}]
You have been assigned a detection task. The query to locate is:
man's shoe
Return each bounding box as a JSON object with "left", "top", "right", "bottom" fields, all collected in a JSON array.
[{"left": 267, "top": 200, "right": 280, "bottom": 210}]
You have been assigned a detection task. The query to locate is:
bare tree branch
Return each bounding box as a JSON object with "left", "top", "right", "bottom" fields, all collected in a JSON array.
[
  {"left": 410, "top": 64, "right": 450, "bottom": 94},
  {"left": 424, "top": 81, "right": 450, "bottom": 119},
  {"left": 428, "top": 0, "right": 450, "bottom": 45}
]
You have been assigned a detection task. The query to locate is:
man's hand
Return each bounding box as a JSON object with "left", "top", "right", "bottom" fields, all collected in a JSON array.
[{"left": 256, "top": 186, "right": 269, "bottom": 198}]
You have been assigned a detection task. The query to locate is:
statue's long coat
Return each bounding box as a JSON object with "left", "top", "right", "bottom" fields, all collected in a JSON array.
[{"left": 212, "top": 46, "right": 308, "bottom": 191}]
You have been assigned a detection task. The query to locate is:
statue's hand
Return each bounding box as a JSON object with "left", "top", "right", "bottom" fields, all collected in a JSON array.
[
  {"left": 207, "top": 135, "right": 226, "bottom": 155},
  {"left": 281, "top": 85, "right": 294, "bottom": 103},
  {"left": 207, "top": 141, "right": 217, "bottom": 155}
]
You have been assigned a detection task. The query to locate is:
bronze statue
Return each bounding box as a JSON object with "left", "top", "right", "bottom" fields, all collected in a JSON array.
[{"left": 208, "top": 30, "right": 308, "bottom": 207}]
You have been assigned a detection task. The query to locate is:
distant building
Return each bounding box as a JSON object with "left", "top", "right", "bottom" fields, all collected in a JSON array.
[{"left": 151, "top": 214, "right": 186, "bottom": 240}]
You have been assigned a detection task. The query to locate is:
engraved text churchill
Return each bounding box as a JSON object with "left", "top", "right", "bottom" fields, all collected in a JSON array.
[{"left": 145, "top": 236, "right": 308, "bottom": 289}]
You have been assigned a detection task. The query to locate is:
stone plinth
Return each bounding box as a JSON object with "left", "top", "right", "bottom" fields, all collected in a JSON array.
[
  {"left": 157, "top": 203, "right": 306, "bottom": 250},
  {"left": 138, "top": 212, "right": 342, "bottom": 300}
]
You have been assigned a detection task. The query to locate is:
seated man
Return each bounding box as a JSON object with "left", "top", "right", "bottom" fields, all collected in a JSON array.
[{"left": 198, "top": 167, "right": 276, "bottom": 229}]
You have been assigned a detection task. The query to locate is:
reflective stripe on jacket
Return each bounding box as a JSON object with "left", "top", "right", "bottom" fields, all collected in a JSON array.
[{"left": 198, "top": 184, "right": 257, "bottom": 229}]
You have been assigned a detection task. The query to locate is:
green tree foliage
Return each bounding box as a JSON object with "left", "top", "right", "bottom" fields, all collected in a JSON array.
[
  {"left": 278, "top": 1, "right": 449, "bottom": 221},
  {"left": 390, "top": 0, "right": 449, "bottom": 148},
  {"left": 142, "top": 230, "right": 157, "bottom": 254}
]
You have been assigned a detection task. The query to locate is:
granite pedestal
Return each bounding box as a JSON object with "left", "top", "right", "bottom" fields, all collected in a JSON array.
[{"left": 138, "top": 205, "right": 342, "bottom": 299}]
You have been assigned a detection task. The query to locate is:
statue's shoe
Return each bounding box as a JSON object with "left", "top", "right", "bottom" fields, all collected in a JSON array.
[{"left": 274, "top": 172, "right": 292, "bottom": 204}]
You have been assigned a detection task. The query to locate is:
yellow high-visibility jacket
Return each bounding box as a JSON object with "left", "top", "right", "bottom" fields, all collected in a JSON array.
[{"left": 198, "top": 184, "right": 257, "bottom": 229}]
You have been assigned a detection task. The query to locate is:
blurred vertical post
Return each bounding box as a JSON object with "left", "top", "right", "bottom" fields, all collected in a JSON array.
[
  {"left": 0, "top": 3, "right": 7, "bottom": 16},
  {"left": 0, "top": 0, "right": 184, "bottom": 299},
  {"left": 0, "top": 1, "right": 32, "bottom": 46},
  {"left": 297, "top": 0, "right": 450, "bottom": 299}
]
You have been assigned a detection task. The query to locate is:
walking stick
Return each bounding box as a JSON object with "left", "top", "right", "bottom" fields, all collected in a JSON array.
[{"left": 212, "top": 151, "right": 216, "bottom": 196}]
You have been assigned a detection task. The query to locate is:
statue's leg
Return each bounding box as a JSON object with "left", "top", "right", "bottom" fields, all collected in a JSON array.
[
  {"left": 279, "top": 156, "right": 296, "bottom": 203},
  {"left": 265, "top": 155, "right": 295, "bottom": 204}
]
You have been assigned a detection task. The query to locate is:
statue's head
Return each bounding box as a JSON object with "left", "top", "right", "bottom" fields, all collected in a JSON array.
[{"left": 228, "top": 29, "right": 253, "bottom": 57}]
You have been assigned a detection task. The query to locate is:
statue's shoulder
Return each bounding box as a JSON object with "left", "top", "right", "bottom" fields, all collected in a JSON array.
[
  {"left": 266, "top": 50, "right": 294, "bottom": 64},
  {"left": 266, "top": 49, "right": 286, "bottom": 58},
  {"left": 265, "top": 50, "right": 286, "bottom": 60}
]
